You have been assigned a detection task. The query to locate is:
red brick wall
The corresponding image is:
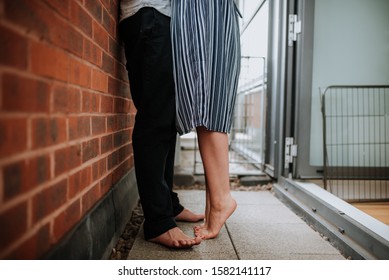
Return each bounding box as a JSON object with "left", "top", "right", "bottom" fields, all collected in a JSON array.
[{"left": 0, "top": 0, "right": 135, "bottom": 259}]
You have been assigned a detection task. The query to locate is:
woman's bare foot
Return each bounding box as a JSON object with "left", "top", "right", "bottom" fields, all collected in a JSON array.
[
  {"left": 175, "top": 208, "right": 205, "bottom": 222},
  {"left": 149, "top": 227, "right": 201, "bottom": 249},
  {"left": 198, "top": 196, "right": 237, "bottom": 240},
  {"left": 194, "top": 221, "right": 207, "bottom": 237},
  {"left": 194, "top": 188, "right": 210, "bottom": 236}
]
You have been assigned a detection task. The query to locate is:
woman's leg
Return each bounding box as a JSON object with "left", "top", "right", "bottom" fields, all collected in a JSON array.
[
  {"left": 194, "top": 178, "right": 210, "bottom": 235},
  {"left": 195, "top": 126, "right": 237, "bottom": 239}
]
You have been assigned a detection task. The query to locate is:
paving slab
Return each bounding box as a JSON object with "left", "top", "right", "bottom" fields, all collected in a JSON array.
[
  {"left": 175, "top": 190, "right": 206, "bottom": 205},
  {"left": 227, "top": 223, "right": 343, "bottom": 258},
  {"left": 228, "top": 204, "right": 305, "bottom": 224},
  {"left": 128, "top": 220, "right": 236, "bottom": 260},
  {"left": 239, "top": 253, "right": 345, "bottom": 260},
  {"left": 230, "top": 190, "right": 282, "bottom": 205}
]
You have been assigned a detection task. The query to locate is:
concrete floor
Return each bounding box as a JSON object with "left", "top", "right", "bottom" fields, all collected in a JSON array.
[{"left": 127, "top": 190, "right": 346, "bottom": 260}]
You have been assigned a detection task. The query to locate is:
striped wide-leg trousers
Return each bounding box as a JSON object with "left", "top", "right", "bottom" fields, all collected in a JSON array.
[{"left": 171, "top": 0, "right": 241, "bottom": 135}]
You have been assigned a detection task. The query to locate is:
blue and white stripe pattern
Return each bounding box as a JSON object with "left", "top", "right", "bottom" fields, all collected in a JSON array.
[{"left": 171, "top": 0, "right": 241, "bottom": 135}]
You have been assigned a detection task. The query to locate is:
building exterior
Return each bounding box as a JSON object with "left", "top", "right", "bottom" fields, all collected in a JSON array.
[
  {"left": 0, "top": 0, "right": 388, "bottom": 260},
  {"left": 0, "top": 0, "right": 138, "bottom": 259}
]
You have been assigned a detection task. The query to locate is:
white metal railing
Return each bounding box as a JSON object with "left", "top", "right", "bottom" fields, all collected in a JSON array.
[
  {"left": 321, "top": 85, "right": 389, "bottom": 200},
  {"left": 229, "top": 56, "right": 266, "bottom": 170}
]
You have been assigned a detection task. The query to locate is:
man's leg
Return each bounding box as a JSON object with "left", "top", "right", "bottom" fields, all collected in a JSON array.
[
  {"left": 165, "top": 135, "right": 204, "bottom": 222},
  {"left": 119, "top": 8, "right": 200, "bottom": 247}
]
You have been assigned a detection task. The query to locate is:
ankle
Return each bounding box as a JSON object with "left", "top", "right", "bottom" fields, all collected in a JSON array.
[{"left": 211, "top": 194, "right": 234, "bottom": 209}]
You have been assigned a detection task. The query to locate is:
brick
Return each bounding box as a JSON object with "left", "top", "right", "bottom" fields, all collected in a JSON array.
[
  {"left": 114, "top": 98, "right": 130, "bottom": 113},
  {"left": 0, "top": 202, "right": 27, "bottom": 251},
  {"left": 81, "top": 90, "right": 99, "bottom": 112},
  {"left": 54, "top": 144, "right": 82, "bottom": 176},
  {"left": 0, "top": 118, "right": 27, "bottom": 158},
  {"left": 115, "top": 61, "right": 129, "bottom": 83},
  {"left": 43, "top": 0, "right": 70, "bottom": 19},
  {"left": 92, "top": 158, "right": 106, "bottom": 181},
  {"left": 2, "top": 73, "right": 50, "bottom": 113},
  {"left": 81, "top": 183, "right": 101, "bottom": 215},
  {"left": 27, "top": 155, "right": 51, "bottom": 188},
  {"left": 128, "top": 155, "right": 134, "bottom": 169},
  {"left": 84, "top": 0, "right": 102, "bottom": 21},
  {"left": 3, "top": 161, "right": 26, "bottom": 201},
  {"left": 65, "top": 27, "right": 84, "bottom": 58},
  {"left": 100, "top": 95, "right": 113, "bottom": 113},
  {"left": 92, "top": 116, "right": 106, "bottom": 135},
  {"left": 107, "top": 150, "right": 119, "bottom": 170},
  {"left": 53, "top": 199, "right": 81, "bottom": 242},
  {"left": 107, "top": 76, "right": 118, "bottom": 95},
  {"left": 7, "top": 224, "right": 50, "bottom": 259},
  {"left": 107, "top": 115, "right": 114, "bottom": 132},
  {"left": 92, "top": 21, "right": 109, "bottom": 51},
  {"left": 5, "top": 0, "right": 77, "bottom": 56},
  {"left": 129, "top": 127, "right": 134, "bottom": 141},
  {"left": 102, "top": 7, "right": 115, "bottom": 35},
  {"left": 0, "top": 25, "right": 28, "bottom": 69},
  {"left": 70, "top": 1, "right": 93, "bottom": 37},
  {"left": 127, "top": 113, "right": 135, "bottom": 127},
  {"left": 129, "top": 100, "right": 137, "bottom": 114},
  {"left": 68, "top": 116, "right": 90, "bottom": 140},
  {"left": 30, "top": 41, "right": 69, "bottom": 82},
  {"left": 99, "top": 157, "right": 107, "bottom": 176},
  {"left": 32, "top": 179, "right": 67, "bottom": 223},
  {"left": 82, "top": 138, "right": 99, "bottom": 163},
  {"left": 31, "top": 117, "right": 67, "bottom": 149},
  {"left": 5, "top": 0, "right": 51, "bottom": 40},
  {"left": 102, "top": 52, "right": 114, "bottom": 74},
  {"left": 107, "top": 114, "right": 127, "bottom": 132},
  {"left": 100, "top": 173, "right": 112, "bottom": 195},
  {"left": 127, "top": 116, "right": 134, "bottom": 131},
  {"left": 83, "top": 38, "right": 102, "bottom": 66},
  {"left": 26, "top": 13, "right": 82, "bottom": 58},
  {"left": 113, "top": 160, "right": 131, "bottom": 183},
  {"left": 68, "top": 166, "right": 92, "bottom": 198},
  {"left": 101, "top": 134, "right": 112, "bottom": 154},
  {"left": 100, "top": 0, "right": 111, "bottom": 11},
  {"left": 3, "top": 155, "right": 50, "bottom": 201},
  {"left": 91, "top": 68, "right": 108, "bottom": 93},
  {"left": 113, "top": 129, "right": 130, "bottom": 148},
  {"left": 117, "top": 144, "right": 131, "bottom": 163},
  {"left": 109, "top": 0, "right": 119, "bottom": 23},
  {"left": 69, "top": 58, "right": 91, "bottom": 87},
  {"left": 108, "top": 37, "right": 121, "bottom": 60},
  {"left": 0, "top": 1, "right": 4, "bottom": 17},
  {"left": 52, "top": 85, "right": 81, "bottom": 113},
  {"left": 108, "top": 76, "right": 130, "bottom": 98}
]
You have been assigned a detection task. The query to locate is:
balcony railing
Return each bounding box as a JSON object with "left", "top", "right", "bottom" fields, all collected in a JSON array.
[{"left": 321, "top": 85, "right": 389, "bottom": 201}]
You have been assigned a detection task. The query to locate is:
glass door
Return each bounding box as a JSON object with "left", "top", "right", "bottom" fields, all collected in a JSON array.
[{"left": 293, "top": 0, "right": 389, "bottom": 179}]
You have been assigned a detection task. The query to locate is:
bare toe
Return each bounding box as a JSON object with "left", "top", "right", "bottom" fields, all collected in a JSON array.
[{"left": 149, "top": 227, "right": 201, "bottom": 249}]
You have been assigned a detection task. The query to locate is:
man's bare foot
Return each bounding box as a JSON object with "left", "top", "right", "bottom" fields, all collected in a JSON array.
[
  {"left": 149, "top": 227, "right": 201, "bottom": 249},
  {"left": 198, "top": 196, "right": 237, "bottom": 240},
  {"left": 175, "top": 208, "right": 205, "bottom": 222}
]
